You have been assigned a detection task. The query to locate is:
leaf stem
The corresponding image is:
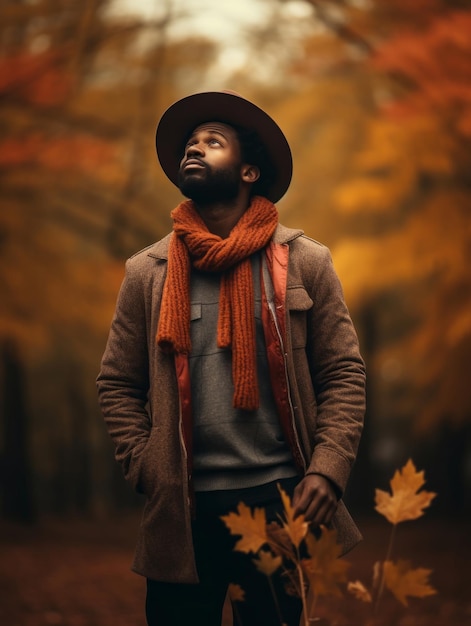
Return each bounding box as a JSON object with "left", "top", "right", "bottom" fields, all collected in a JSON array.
[
  {"left": 375, "top": 523, "right": 397, "bottom": 612},
  {"left": 295, "top": 547, "right": 310, "bottom": 626}
]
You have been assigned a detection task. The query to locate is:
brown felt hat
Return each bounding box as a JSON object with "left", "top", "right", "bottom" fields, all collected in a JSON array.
[{"left": 155, "top": 91, "right": 293, "bottom": 203}]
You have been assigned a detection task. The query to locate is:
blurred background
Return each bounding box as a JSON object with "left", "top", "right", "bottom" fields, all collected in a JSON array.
[{"left": 1, "top": 0, "right": 471, "bottom": 624}]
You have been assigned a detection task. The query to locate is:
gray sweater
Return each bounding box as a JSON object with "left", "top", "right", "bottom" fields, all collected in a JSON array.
[{"left": 189, "top": 254, "right": 297, "bottom": 491}]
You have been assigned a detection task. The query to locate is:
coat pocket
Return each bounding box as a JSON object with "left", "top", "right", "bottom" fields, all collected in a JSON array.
[
  {"left": 133, "top": 426, "right": 160, "bottom": 496},
  {"left": 287, "top": 286, "right": 313, "bottom": 349}
]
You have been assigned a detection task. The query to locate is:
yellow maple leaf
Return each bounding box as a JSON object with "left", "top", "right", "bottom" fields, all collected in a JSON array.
[
  {"left": 374, "top": 459, "right": 436, "bottom": 524},
  {"left": 220, "top": 502, "right": 267, "bottom": 554},
  {"left": 228, "top": 583, "right": 245, "bottom": 603},
  {"left": 277, "top": 484, "right": 308, "bottom": 548},
  {"left": 347, "top": 580, "right": 372, "bottom": 603},
  {"left": 383, "top": 560, "right": 437, "bottom": 606},
  {"left": 302, "top": 526, "right": 350, "bottom": 597},
  {"left": 253, "top": 548, "right": 283, "bottom": 576}
]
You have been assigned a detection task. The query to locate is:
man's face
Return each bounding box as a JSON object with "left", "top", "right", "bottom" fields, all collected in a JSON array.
[{"left": 177, "top": 122, "right": 243, "bottom": 203}]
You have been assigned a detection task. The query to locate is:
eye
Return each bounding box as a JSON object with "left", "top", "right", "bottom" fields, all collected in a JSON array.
[{"left": 208, "top": 138, "right": 221, "bottom": 146}]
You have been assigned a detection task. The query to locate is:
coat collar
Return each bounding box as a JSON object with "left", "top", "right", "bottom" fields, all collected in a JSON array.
[
  {"left": 272, "top": 223, "right": 304, "bottom": 244},
  {"left": 146, "top": 233, "right": 172, "bottom": 260}
]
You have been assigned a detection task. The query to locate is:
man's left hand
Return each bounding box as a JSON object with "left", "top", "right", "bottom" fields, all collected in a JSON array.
[{"left": 291, "top": 473, "right": 338, "bottom": 526}]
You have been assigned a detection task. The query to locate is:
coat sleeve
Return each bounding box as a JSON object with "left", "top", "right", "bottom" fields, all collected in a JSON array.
[
  {"left": 304, "top": 244, "right": 366, "bottom": 495},
  {"left": 96, "top": 259, "right": 151, "bottom": 492}
]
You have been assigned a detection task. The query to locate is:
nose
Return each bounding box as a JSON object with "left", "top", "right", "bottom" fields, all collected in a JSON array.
[{"left": 186, "top": 141, "right": 204, "bottom": 158}]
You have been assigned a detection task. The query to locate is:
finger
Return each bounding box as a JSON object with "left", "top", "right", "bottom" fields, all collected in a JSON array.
[
  {"left": 307, "top": 498, "right": 337, "bottom": 526},
  {"left": 293, "top": 489, "right": 319, "bottom": 519},
  {"left": 292, "top": 484, "right": 310, "bottom": 516},
  {"left": 296, "top": 493, "right": 323, "bottom": 521},
  {"left": 303, "top": 491, "right": 337, "bottom": 524}
]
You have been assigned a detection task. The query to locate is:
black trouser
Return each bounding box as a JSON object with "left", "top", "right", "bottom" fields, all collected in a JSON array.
[{"left": 145, "top": 476, "right": 302, "bottom": 626}]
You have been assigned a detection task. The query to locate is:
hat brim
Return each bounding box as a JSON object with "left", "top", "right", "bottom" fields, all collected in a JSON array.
[{"left": 155, "top": 91, "right": 292, "bottom": 203}]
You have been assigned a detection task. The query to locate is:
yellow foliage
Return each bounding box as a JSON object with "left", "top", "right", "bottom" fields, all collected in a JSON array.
[
  {"left": 220, "top": 502, "right": 268, "bottom": 554},
  {"left": 228, "top": 583, "right": 245, "bottom": 603},
  {"left": 347, "top": 580, "right": 372, "bottom": 603},
  {"left": 375, "top": 459, "right": 436, "bottom": 524},
  {"left": 333, "top": 114, "right": 455, "bottom": 216},
  {"left": 277, "top": 484, "right": 308, "bottom": 549},
  {"left": 303, "top": 527, "right": 350, "bottom": 598},
  {"left": 222, "top": 464, "right": 438, "bottom": 621},
  {"left": 334, "top": 175, "right": 411, "bottom": 214},
  {"left": 253, "top": 549, "right": 282, "bottom": 576},
  {"left": 383, "top": 560, "right": 437, "bottom": 606}
]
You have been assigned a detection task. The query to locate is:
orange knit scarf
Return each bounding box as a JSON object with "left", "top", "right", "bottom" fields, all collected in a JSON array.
[{"left": 156, "top": 195, "right": 279, "bottom": 411}]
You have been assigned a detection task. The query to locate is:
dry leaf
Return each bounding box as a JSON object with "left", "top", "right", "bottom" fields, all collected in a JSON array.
[
  {"left": 277, "top": 484, "right": 308, "bottom": 548},
  {"left": 347, "top": 580, "right": 372, "bottom": 603},
  {"left": 383, "top": 560, "right": 437, "bottom": 606},
  {"left": 375, "top": 459, "right": 436, "bottom": 524},
  {"left": 220, "top": 502, "right": 267, "bottom": 554},
  {"left": 228, "top": 583, "right": 245, "bottom": 603},
  {"left": 266, "top": 521, "right": 297, "bottom": 563},
  {"left": 302, "top": 526, "right": 350, "bottom": 597},
  {"left": 253, "top": 549, "right": 283, "bottom": 576}
]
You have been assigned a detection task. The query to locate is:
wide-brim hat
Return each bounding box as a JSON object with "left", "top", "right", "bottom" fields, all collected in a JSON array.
[{"left": 155, "top": 91, "right": 293, "bottom": 203}]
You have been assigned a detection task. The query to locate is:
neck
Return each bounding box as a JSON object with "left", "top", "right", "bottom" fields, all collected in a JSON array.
[{"left": 193, "top": 198, "right": 250, "bottom": 239}]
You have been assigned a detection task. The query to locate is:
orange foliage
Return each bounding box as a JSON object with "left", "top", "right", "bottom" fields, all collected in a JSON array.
[
  {"left": 347, "top": 460, "right": 438, "bottom": 612},
  {"left": 0, "top": 50, "right": 74, "bottom": 106},
  {"left": 228, "top": 583, "right": 245, "bottom": 603},
  {"left": 372, "top": 10, "right": 471, "bottom": 134},
  {"left": 383, "top": 560, "right": 437, "bottom": 606},
  {"left": 347, "top": 580, "right": 372, "bottom": 603},
  {"left": 0, "top": 133, "right": 124, "bottom": 183},
  {"left": 253, "top": 549, "right": 282, "bottom": 576},
  {"left": 375, "top": 459, "right": 436, "bottom": 525},
  {"left": 303, "top": 527, "right": 350, "bottom": 598},
  {"left": 220, "top": 502, "right": 268, "bottom": 554},
  {"left": 221, "top": 462, "right": 438, "bottom": 621},
  {"left": 278, "top": 484, "right": 308, "bottom": 549}
]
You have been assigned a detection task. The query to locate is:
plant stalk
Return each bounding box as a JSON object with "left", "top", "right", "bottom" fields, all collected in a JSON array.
[{"left": 375, "top": 522, "right": 397, "bottom": 612}]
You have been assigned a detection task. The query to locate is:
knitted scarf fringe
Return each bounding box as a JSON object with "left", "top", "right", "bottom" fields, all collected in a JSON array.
[{"left": 156, "top": 196, "right": 279, "bottom": 411}]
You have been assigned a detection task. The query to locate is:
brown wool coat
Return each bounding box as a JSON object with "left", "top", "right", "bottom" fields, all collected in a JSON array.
[{"left": 97, "top": 223, "right": 366, "bottom": 583}]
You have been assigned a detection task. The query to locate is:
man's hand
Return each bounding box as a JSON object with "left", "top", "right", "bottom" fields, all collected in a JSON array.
[{"left": 292, "top": 473, "right": 339, "bottom": 526}]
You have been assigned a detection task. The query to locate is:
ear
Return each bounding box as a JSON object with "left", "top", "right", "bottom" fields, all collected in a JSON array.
[{"left": 241, "top": 164, "right": 260, "bottom": 184}]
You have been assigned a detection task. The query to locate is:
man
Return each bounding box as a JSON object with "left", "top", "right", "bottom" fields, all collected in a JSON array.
[{"left": 97, "top": 91, "right": 366, "bottom": 626}]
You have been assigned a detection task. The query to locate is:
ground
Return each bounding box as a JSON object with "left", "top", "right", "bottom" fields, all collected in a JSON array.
[{"left": 1, "top": 513, "right": 470, "bottom": 626}]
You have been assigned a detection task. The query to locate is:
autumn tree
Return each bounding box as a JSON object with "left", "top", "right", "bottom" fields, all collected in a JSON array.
[
  {"left": 231, "top": 0, "right": 470, "bottom": 507},
  {"left": 2, "top": 0, "right": 470, "bottom": 518},
  {"left": 0, "top": 0, "right": 219, "bottom": 517}
]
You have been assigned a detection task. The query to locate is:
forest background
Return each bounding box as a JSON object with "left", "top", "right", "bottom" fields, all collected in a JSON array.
[{"left": 1, "top": 0, "right": 470, "bottom": 623}]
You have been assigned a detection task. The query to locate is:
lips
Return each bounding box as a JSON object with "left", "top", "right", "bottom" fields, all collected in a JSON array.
[{"left": 183, "top": 158, "right": 205, "bottom": 170}]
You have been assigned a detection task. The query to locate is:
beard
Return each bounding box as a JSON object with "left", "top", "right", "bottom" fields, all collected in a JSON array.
[{"left": 177, "top": 161, "right": 241, "bottom": 204}]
